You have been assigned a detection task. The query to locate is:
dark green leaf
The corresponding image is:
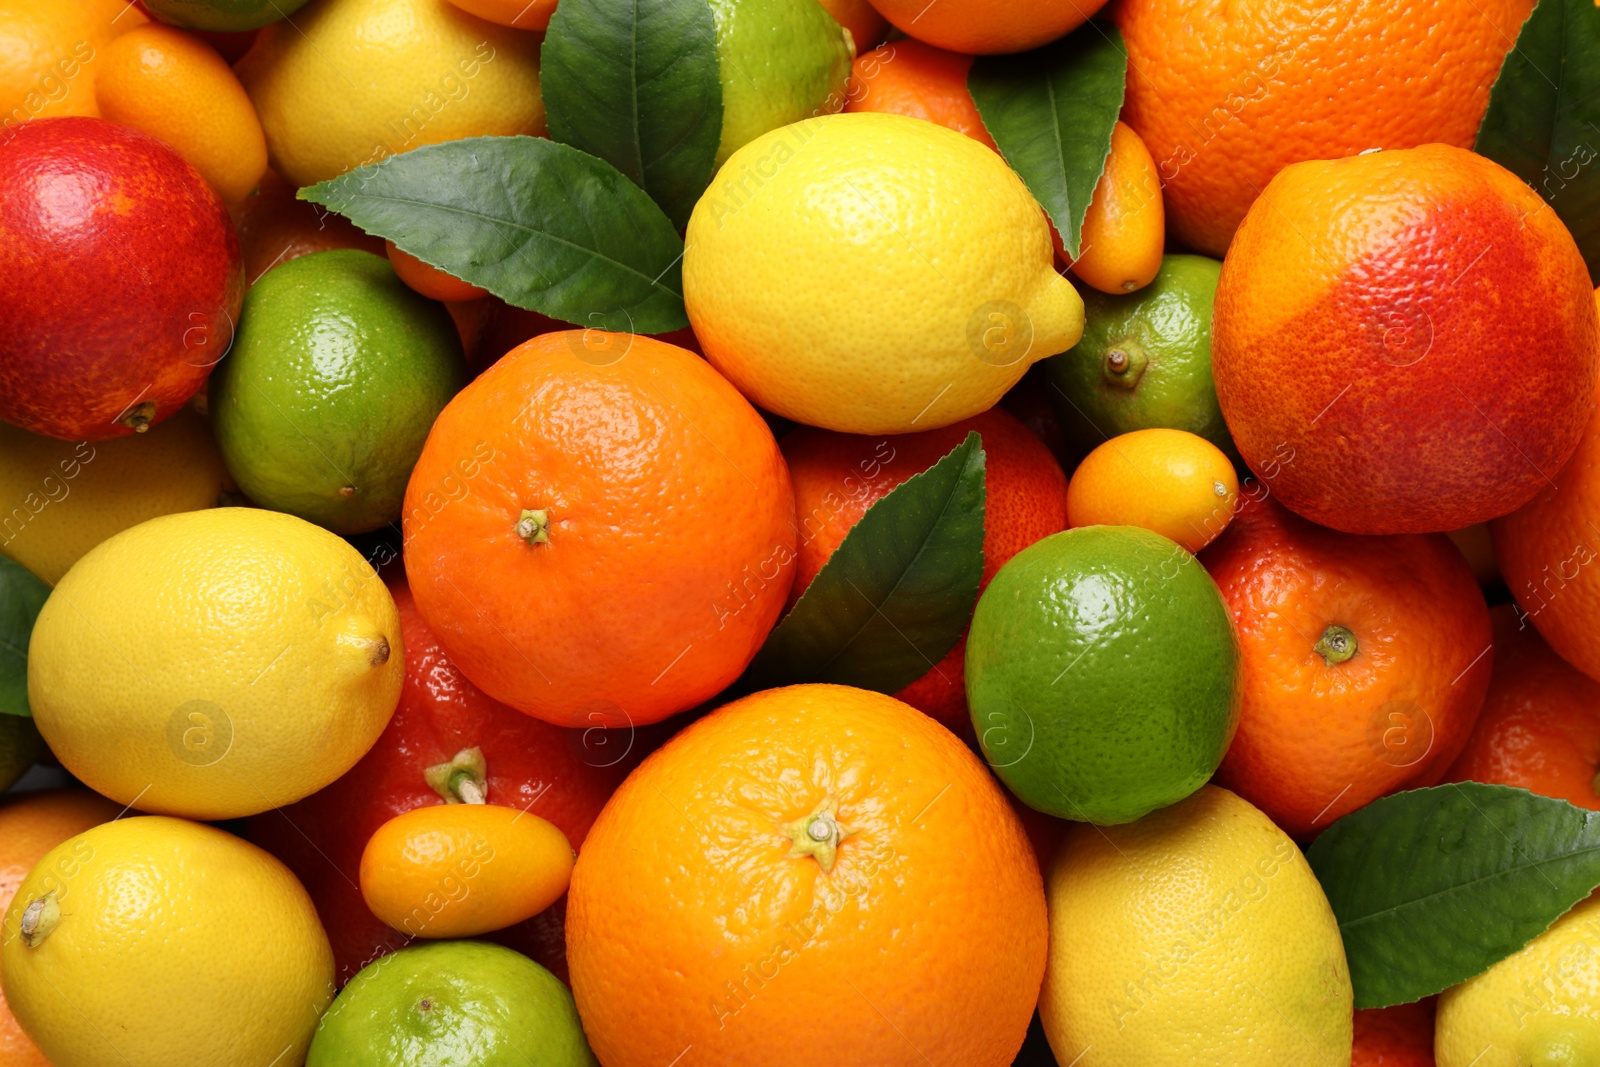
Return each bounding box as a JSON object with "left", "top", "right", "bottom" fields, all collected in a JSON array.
[
  {"left": 0, "top": 556, "right": 50, "bottom": 716},
  {"left": 1476, "top": 0, "right": 1600, "bottom": 283},
  {"left": 300, "top": 136, "right": 688, "bottom": 333},
  {"left": 1306, "top": 782, "right": 1600, "bottom": 1008},
  {"left": 541, "top": 0, "right": 723, "bottom": 230},
  {"left": 743, "top": 433, "right": 986, "bottom": 694},
  {"left": 969, "top": 22, "right": 1127, "bottom": 259}
]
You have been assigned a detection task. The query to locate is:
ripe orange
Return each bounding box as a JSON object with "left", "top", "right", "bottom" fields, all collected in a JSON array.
[
  {"left": 1213, "top": 144, "right": 1599, "bottom": 535},
  {"left": 1353, "top": 999, "right": 1436, "bottom": 1067},
  {"left": 1117, "top": 0, "right": 1535, "bottom": 257},
  {"left": 1066, "top": 428, "right": 1238, "bottom": 553},
  {"left": 567, "top": 683, "right": 1047, "bottom": 1067},
  {"left": 1069, "top": 121, "right": 1164, "bottom": 295},
  {"left": 444, "top": 0, "right": 553, "bottom": 30},
  {"left": 403, "top": 331, "right": 796, "bottom": 729},
  {"left": 0, "top": 0, "right": 144, "bottom": 129},
  {"left": 1445, "top": 605, "right": 1600, "bottom": 810},
  {"left": 868, "top": 0, "right": 1108, "bottom": 55},
  {"left": 229, "top": 168, "right": 385, "bottom": 284},
  {"left": 843, "top": 39, "right": 995, "bottom": 150},
  {"left": 782, "top": 406, "right": 1069, "bottom": 730},
  {"left": 94, "top": 23, "right": 267, "bottom": 203},
  {"left": 1200, "top": 497, "right": 1492, "bottom": 838},
  {"left": 1494, "top": 393, "right": 1600, "bottom": 685},
  {"left": 817, "top": 0, "right": 887, "bottom": 52},
  {"left": 0, "top": 789, "right": 124, "bottom": 1067},
  {"left": 385, "top": 240, "right": 488, "bottom": 302}
]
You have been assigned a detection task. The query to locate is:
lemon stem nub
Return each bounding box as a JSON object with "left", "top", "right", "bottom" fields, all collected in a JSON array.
[
  {"left": 516, "top": 509, "right": 550, "bottom": 545},
  {"left": 19, "top": 892, "right": 59, "bottom": 947},
  {"left": 1315, "top": 624, "right": 1358, "bottom": 666},
  {"left": 425, "top": 747, "right": 489, "bottom": 804},
  {"left": 368, "top": 635, "right": 390, "bottom": 667}
]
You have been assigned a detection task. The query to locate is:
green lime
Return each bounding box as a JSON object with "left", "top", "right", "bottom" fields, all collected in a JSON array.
[
  {"left": 140, "top": 0, "right": 314, "bottom": 31},
  {"left": 0, "top": 713, "right": 44, "bottom": 793},
  {"left": 966, "top": 525, "right": 1240, "bottom": 825},
  {"left": 1046, "top": 254, "right": 1234, "bottom": 459},
  {"left": 709, "top": 0, "right": 853, "bottom": 166},
  {"left": 210, "top": 249, "right": 465, "bottom": 536},
  {"left": 308, "top": 941, "right": 597, "bottom": 1067}
]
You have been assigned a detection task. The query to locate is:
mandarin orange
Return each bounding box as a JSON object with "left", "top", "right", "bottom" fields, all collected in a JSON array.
[
  {"left": 1201, "top": 497, "right": 1492, "bottom": 838},
  {"left": 1445, "top": 605, "right": 1600, "bottom": 809},
  {"left": 403, "top": 331, "right": 796, "bottom": 729},
  {"left": 843, "top": 39, "right": 994, "bottom": 150},
  {"left": 1493, "top": 392, "right": 1600, "bottom": 685}
]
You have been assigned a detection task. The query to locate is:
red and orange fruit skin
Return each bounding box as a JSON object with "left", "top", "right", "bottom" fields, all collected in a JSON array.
[
  {"left": 0, "top": 116, "right": 243, "bottom": 440},
  {"left": 1213, "top": 144, "right": 1598, "bottom": 535}
]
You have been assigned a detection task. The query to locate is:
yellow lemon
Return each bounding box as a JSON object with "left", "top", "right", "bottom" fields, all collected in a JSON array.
[
  {"left": 236, "top": 0, "right": 544, "bottom": 188},
  {"left": 27, "top": 508, "right": 402, "bottom": 819},
  {"left": 1, "top": 816, "right": 334, "bottom": 1067},
  {"left": 684, "top": 112, "right": 1084, "bottom": 434},
  {"left": 1040, "top": 785, "right": 1353, "bottom": 1066},
  {"left": 0, "top": 408, "right": 228, "bottom": 586},
  {"left": 1436, "top": 894, "right": 1600, "bottom": 1066}
]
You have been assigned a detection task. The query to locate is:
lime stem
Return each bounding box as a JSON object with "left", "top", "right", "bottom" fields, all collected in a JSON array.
[
  {"left": 1102, "top": 342, "right": 1148, "bottom": 389},
  {"left": 1315, "top": 624, "right": 1358, "bottom": 666}
]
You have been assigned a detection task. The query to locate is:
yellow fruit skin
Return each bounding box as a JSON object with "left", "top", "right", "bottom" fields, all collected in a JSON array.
[
  {"left": 1066, "top": 428, "right": 1239, "bottom": 553},
  {"left": 95, "top": 24, "right": 268, "bottom": 203},
  {"left": 0, "top": 816, "right": 334, "bottom": 1067},
  {"left": 0, "top": 409, "right": 228, "bottom": 586},
  {"left": 1072, "top": 122, "right": 1165, "bottom": 295},
  {"left": 360, "top": 804, "right": 574, "bottom": 938},
  {"left": 1040, "top": 786, "right": 1353, "bottom": 1066},
  {"left": 236, "top": 0, "right": 545, "bottom": 188},
  {"left": 0, "top": 0, "right": 144, "bottom": 127},
  {"left": 27, "top": 508, "right": 403, "bottom": 819},
  {"left": 684, "top": 112, "right": 1084, "bottom": 434},
  {"left": 1437, "top": 894, "right": 1600, "bottom": 1067}
]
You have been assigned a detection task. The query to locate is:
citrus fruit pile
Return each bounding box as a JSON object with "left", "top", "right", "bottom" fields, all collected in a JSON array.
[{"left": 2, "top": 0, "right": 1600, "bottom": 1065}]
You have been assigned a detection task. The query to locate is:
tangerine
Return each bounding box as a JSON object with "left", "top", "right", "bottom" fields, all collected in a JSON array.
[
  {"left": 1200, "top": 497, "right": 1492, "bottom": 838},
  {"left": 403, "top": 331, "right": 796, "bottom": 728},
  {"left": 1445, "top": 605, "right": 1600, "bottom": 810}
]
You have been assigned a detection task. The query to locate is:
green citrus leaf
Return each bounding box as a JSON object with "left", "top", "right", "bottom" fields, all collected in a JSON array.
[
  {"left": 0, "top": 555, "right": 50, "bottom": 716},
  {"left": 1306, "top": 782, "right": 1600, "bottom": 1008},
  {"left": 1475, "top": 0, "right": 1600, "bottom": 282},
  {"left": 968, "top": 22, "right": 1127, "bottom": 260},
  {"left": 300, "top": 136, "right": 689, "bottom": 334},
  {"left": 743, "top": 432, "right": 986, "bottom": 694},
  {"left": 541, "top": 0, "right": 723, "bottom": 229}
]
